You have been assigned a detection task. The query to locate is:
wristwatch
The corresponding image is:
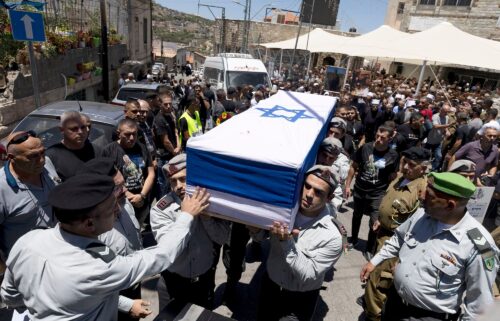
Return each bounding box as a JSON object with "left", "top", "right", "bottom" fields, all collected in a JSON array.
[{"left": 140, "top": 193, "right": 146, "bottom": 200}]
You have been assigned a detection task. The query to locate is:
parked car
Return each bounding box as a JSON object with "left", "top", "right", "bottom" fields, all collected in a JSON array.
[
  {"left": 111, "top": 82, "right": 169, "bottom": 106},
  {"left": 8, "top": 100, "right": 124, "bottom": 149}
]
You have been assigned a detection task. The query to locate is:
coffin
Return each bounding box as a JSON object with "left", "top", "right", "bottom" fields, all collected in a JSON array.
[{"left": 186, "top": 90, "right": 337, "bottom": 229}]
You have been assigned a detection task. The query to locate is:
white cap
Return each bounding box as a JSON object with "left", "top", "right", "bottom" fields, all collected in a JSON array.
[
  {"left": 478, "top": 120, "right": 500, "bottom": 135},
  {"left": 426, "top": 93, "right": 435, "bottom": 101},
  {"left": 367, "top": 92, "right": 374, "bottom": 97}
]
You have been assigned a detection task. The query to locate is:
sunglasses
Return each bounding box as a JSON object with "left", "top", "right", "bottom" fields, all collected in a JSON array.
[{"left": 7, "top": 130, "right": 37, "bottom": 148}]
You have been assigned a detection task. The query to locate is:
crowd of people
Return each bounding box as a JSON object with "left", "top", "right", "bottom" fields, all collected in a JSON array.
[{"left": 0, "top": 66, "right": 499, "bottom": 321}]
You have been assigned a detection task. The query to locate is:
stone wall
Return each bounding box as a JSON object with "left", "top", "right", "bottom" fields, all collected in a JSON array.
[
  {"left": 395, "top": 0, "right": 500, "bottom": 40},
  {"left": 0, "top": 44, "right": 128, "bottom": 138}
]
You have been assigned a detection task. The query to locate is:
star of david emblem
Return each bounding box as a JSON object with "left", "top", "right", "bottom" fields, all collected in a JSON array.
[{"left": 256, "top": 105, "right": 314, "bottom": 123}]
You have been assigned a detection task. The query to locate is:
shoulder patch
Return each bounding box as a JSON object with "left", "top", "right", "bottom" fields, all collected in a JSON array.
[
  {"left": 467, "top": 228, "right": 496, "bottom": 271},
  {"left": 86, "top": 242, "right": 116, "bottom": 263},
  {"left": 156, "top": 194, "right": 175, "bottom": 211}
]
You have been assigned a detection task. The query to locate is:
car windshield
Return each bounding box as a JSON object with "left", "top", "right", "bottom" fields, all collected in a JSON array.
[
  {"left": 117, "top": 88, "right": 161, "bottom": 101},
  {"left": 14, "top": 115, "right": 116, "bottom": 149},
  {"left": 226, "top": 71, "right": 268, "bottom": 88}
]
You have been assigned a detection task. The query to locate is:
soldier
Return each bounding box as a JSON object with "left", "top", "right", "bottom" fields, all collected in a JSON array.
[
  {"left": 77, "top": 158, "right": 144, "bottom": 321},
  {"left": 361, "top": 172, "right": 499, "bottom": 321},
  {"left": 362, "top": 147, "right": 430, "bottom": 321},
  {"left": 1, "top": 174, "right": 210, "bottom": 320},
  {"left": 150, "top": 154, "right": 229, "bottom": 309}
]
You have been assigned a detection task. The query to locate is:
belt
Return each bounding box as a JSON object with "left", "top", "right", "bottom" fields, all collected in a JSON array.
[{"left": 400, "top": 297, "right": 460, "bottom": 321}]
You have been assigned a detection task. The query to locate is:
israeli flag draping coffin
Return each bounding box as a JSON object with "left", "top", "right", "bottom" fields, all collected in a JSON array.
[{"left": 186, "top": 90, "right": 337, "bottom": 229}]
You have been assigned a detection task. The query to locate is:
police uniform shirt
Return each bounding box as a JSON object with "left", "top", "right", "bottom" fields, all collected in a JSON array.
[
  {"left": 150, "top": 193, "right": 230, "bottom": 279},
  {"left": 371, "top": 208, "right": 500, "bottom": 320},
  {"left": 98, "top": 200, "right": 142, "bottom": 256},
  {"left": 265, "top": 207, "right": 343, "bottom": 292},
  {"left": 0, "top": 157, "right": 60, "bottom": 258},
  {"left": 1, "top": 214, "right": 194, "bottom": 321}
]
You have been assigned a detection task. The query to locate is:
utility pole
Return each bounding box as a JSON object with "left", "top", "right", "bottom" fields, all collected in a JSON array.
[
  {"left": 100, "top": 0, "right": 109, "bottom": 101},
  {"left": 198, "top": 3, "right": 226, "bottom": 54},
  {"left": 290, "top": 0, "right": 305, "bottom": 69}
]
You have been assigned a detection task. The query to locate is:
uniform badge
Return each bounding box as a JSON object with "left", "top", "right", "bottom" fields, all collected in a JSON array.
[
  {"left": 156, "top": 194, "right": 174, "bottom": 211},
  {"left": 484, "top": 256, "right": 495, "bottom": 271}
]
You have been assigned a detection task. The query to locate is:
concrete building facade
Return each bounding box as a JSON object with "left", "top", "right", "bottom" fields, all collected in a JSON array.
[{"left": 385, "top": 0, "right": 500, "bottom": 40}]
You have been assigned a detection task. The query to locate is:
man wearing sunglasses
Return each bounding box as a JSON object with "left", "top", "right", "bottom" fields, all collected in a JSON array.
[
  {"left": 0, "top": 131, "right": 60, "bottom": 317},
  {"left": 46, "top": 111, "right": 101, "bottom": 181}
]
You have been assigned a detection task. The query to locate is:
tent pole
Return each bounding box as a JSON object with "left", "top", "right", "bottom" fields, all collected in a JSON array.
[
  {"left": 279, "top": 49, "right": 283, "bottom": 75},
  {"left": 291, "top": 0, "right": 306, "bottom": 69},
  {"left": 393, "top": 65, "right": 420, "bottom": 97},
  {"left": 416, "top": 60, "right": 427, "bottom": 97},
  {"left": 428, "top": 64, "right": 453, "bottom": 106},
  {"left": 344, "top": 56, "right": 353, "bottom": 90},
  {"left": 304, "top": 0, "right": 316, "bottom": 80}
]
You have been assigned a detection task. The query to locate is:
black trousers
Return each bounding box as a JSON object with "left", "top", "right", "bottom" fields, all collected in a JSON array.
[
  {"left": 222, "top": 222, "right": 251, "bottom": 284},
  {"left": 257, "top": 272, "right": 319, "bottom": 321},
  {"left": 381, "top": 287, "right": 460, "bottom": 321},
  {"left": 161, "top": 269, "right": 215, "bottom": 310},
  {"left": 351, "top": 194, "right": 382, "bottom": 254}
]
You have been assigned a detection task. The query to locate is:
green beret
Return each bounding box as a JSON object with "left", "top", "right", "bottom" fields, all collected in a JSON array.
[{"left": 428, "top": 172, "right": 476, "bottom": 199}]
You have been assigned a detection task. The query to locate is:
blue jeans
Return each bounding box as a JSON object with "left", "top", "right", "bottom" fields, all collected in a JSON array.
[{"left": 426, "top": 143, "right": 442, "bottom": 172}]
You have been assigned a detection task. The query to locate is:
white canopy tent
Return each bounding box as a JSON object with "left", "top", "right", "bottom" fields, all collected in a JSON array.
[
  {"left": 391, "top": 22, "right": 500, "bottom": 71},
  {"left": 260, "top": 28, "right": 350, "bottom": 52},
  {"left": 259, "top": 23, "right": 500, "bottom": 71}
]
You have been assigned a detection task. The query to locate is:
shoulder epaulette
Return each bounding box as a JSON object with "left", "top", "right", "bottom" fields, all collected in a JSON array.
[
  {"left": 331, "top": 217, "right": 348, "bottom": 255},
  {"left": 86, "top": 242, "right": 116, "bottom": 263},
  {"left": 156, "top": 194, "right": 175, "bottom": 211},
  {"left": 467, "top": 228, "right": 497, "bottom": 271}
]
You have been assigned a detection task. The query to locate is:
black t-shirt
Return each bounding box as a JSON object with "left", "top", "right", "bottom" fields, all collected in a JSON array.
[
  {"left": 341, "top": 134, "right": 355, "bottom": 158},
  {"left": 353, "top": 142, "right": 399, "bottom": 198},
  {"left": 154, "top": 112, "right": 177, "bottom": 160},
  {"left": 46, "top": 141, "right": 101, "bottom": 181},
  {"left": 455, "top": 124, "right": 471, "bottom": 147},
  {"left": 362, "top": 109, "right": 386, "bottom": 143},
  {"left": 102, "top": 142, "right": 152, "bottom": 193},
  {"left": 346, "top": 120, "right": 364, "bottom": 144},
  {"left": 396, "top": 123, "right": 425, "bottom": 152}
]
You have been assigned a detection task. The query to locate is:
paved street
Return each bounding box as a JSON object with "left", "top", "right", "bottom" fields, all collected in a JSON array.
[{"left": 142, "top": 201, "right": 370, "bottom": 321}]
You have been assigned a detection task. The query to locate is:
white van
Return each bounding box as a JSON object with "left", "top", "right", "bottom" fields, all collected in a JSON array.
[{"left": 203, "top": 53, "right": 270, "bottom": 91}]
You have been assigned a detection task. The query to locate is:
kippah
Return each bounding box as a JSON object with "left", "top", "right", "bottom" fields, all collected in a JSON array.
[
  {"left": 76, "top": 158, "right": 118, "bottom": 177},
  {"left": 428, "top": 172, "right": 476, "bottom": 199},
  {"left": 49, "top": 174, "right": 115, "bottom": 210}
]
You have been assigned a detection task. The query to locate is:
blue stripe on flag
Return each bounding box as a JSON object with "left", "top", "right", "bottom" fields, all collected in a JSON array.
[{"left": 186, "top": 148, "right": 299, "bottom": 208}]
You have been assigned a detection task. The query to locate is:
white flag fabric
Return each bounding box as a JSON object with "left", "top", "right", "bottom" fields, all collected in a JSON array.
[{"left": 186, "top": 91, "right": 337, "bottom": 229}]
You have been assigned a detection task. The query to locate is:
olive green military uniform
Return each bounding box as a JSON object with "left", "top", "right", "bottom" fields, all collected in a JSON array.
[{"left": 364, "top": 173, "right": 427, "bottom": 321}]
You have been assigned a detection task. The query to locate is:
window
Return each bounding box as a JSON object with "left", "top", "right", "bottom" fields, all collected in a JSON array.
[
  {"left": 419, "top": 0, "right": 436, "bottom": 5},
  {"left": 397, "top": 2, "right": 405, "bottom": 14},
  {"left": 442, "top": 0, "right": 471, "bottom": 6}
]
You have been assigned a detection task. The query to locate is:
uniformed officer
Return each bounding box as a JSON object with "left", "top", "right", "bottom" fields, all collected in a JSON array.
[
  {"left": 77, "top": 157, "right": 145, "bottom": 320},
  {"left": 363, "top": 147, "right": 430, "bottom": 321},
  {"left": 255, "top": 165, "right": 344, "bottom": 321},
  {"left": 151, "top": 153, "right": 229, "bottom": 310},
  {"left": 1, "top": 173, "right": 210, "bottom": 320},
  {"left": 361, "top": 172, "right": 500, "bottom": 321}
]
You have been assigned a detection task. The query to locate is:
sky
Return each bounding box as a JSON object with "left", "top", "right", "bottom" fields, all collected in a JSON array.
[{"left": 156, "top": 0, "right": 388, "bottom": 34}]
